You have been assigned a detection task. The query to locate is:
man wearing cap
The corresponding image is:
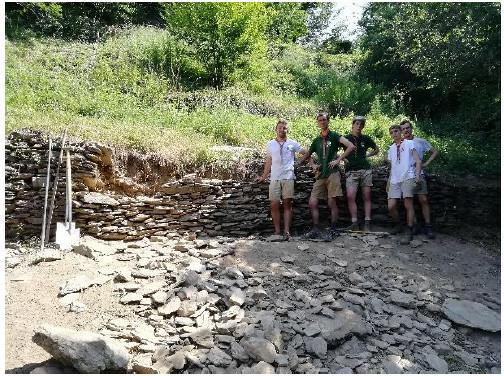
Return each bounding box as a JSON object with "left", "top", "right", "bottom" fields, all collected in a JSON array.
[
  {"left": 343, "top": 116, "right": 379, "bottom": 232},
  {"left": 257, "top": 119, "right": 307, "bottom": 241},
  {"left": 299, "top": 112, "right": 356, "bottom": 239},
  {"left": 400, "top": 119, "right": 439, "bottom": 238}
]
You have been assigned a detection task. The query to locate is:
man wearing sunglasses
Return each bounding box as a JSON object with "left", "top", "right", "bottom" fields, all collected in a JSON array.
[
  {"left": 387, "top": 124, "right": 422, "bottom": 242},
  {"left": 400, "top": 120, "right": 439, "bottom": 239}
]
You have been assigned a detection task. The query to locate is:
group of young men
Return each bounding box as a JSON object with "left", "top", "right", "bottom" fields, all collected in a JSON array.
[{"left": 257, "top": 112, "right": 439, "bottom": 242}]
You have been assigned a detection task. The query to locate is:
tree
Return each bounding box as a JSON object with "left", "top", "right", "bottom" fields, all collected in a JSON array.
[
  {"left": 359, "top": 3, "right": 500, "bottom": 129},
  {"left": 163, "top": 3, "right": 269, "bottom": 89}
]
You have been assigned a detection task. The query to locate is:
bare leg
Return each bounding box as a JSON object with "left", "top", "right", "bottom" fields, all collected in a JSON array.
[
  {"left": 418, "top": 194, "right": 431, "bottom": 224},
  {"left": 403, "top": 197, "right": 415, "bottom": 227},
  {"left": 271, "top": 200, "right": 281, "bottom": 234},
  {"left": 309, "top": 197, "right": 319, "bottom": 226},
  {"left": 362, "top": 186, "right": 372, "bottom": 220},
  {"left": 346, "top": 186, "right": 358, "bottom": 222},
  {"left": 328, "top": 197, "right": 339, "bottom": 224},
  {"left": 388, "top": 198, "right": 399, "bottom": 222},
  {"left": 283, "top": 198, "right": 293, "bottom": 234}
]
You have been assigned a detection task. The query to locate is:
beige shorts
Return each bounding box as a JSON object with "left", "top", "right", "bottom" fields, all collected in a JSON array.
[
  {"left": 388, "top": 178, "right": 417, "bottom": 199},
  {"left": 310, "top": 172, "right": 343, "bottom": 200},
  {"left": 414, "top": 175, "right": 428, "bottom": 195},
  {"left": 346, "top": 169, "right": 373, "bottom": 190},
  {"left": 269, "top": 179, "right": 295, "bottom": 201}
]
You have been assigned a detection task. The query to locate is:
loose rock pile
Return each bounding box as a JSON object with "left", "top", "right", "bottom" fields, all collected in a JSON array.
[{"left": 7, "top": 232, "right": 499, "bottom": 374}]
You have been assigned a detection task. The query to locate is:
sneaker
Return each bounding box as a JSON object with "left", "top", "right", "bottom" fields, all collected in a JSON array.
[
  {"left": 283, "top": 232, "right": 292, "bottom": 242},
  {"left": 304, "top": 227, "right": 321, "bottom": 239},
  {"left": 345, "top": 222, "right": 360, "bottom": 232},
  {"left": 390, "top": 223, "right": 403, "bottom": 235},
  {"left": 266, "top": 234, "right": 284, "bottom": 242},
  {"left": 363, "top": 220, "right": 372, "bottom": 233},
  {"left": 424, "top": 225, "right": 435, "bottom": 239}
]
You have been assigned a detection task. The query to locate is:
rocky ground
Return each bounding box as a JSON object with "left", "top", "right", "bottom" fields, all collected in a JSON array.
[{"left": 4, "top": 228, "right": 501, "bottom": 374}]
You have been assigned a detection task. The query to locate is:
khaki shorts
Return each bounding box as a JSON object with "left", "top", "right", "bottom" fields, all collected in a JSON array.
[
  {"left": 414, "top": 175, "right": 428, "bottom": 195},
  {"left": 388, "top": 178, "right": 417, "bottom": 199},
  {"left": 310, "top": 172, "right": 343, "bottom": 199},
  {"left": 269, "top": 179, "right": 295, "bottom": 201},
  {"left": 346, "top": 169, "right": 373, "bottom": 190}
]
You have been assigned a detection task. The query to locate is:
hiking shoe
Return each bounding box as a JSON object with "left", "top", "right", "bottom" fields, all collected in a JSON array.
[
  {"left": 329, "top": 228, "right": 340, "bottom": 239},
  {"left": 283, "top": 232, "right": 292, "bottom": 242},
  {"left": 363, "top": 220, "right": 372, "bottom": 233},
  {"left": 412, "top": 224, "right": 422, "bottom": 235},
  {"left": 345, "top": 222, "right": 360, "bottom": 232},
  {"left": 304, "top": 227, "right": 321, "bottom": 239},
  {"left": 390, "top": 224, "right": 403, "bottom": 235},
  {"left": 424, "top": 225, "right": 435, "bottom": 239}
]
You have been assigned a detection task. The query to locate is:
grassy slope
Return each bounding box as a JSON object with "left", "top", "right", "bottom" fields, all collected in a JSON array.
[{"left": 6, "top": 27, "right": 498, "bottom": 176}]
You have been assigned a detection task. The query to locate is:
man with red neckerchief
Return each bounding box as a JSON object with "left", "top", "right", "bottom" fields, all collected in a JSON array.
[
  {"left": 257, "top": 119, "right": 307, "bottom": 241},
  {"left": 387, "top": 124, "right": 422, "bottom": 242},
  {"left": 300, "top": 112, "right": 355, "bottom": 239}
]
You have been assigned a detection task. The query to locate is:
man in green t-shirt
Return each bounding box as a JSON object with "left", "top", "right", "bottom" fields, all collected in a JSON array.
[
  {"left": 342, "top": 116, "right": 379, "bottom": 232},
  {"left": 300, "top": 112, "right": 356, "bottom": 239}
]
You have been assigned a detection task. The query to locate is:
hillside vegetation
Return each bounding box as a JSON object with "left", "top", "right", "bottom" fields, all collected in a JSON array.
[{"left": 5, "top": 2, "right": 500, "bottom": 176}]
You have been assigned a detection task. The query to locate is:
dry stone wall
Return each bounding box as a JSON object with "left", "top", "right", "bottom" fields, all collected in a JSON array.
[{"left": 5, "top": 130, "right": 500, "bottom": 241}]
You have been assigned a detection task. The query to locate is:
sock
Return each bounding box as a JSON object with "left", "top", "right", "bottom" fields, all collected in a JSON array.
[
  {"left": 365, "top": 217, "right": 371, "bottom": 221},
  {"left": 351, "top": 218, "right": 358, "bottom": 223}
]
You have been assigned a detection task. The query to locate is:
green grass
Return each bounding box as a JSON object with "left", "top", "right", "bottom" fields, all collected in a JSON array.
[{"left": 6, "top": 27, "right": 499, "bottom": 176}]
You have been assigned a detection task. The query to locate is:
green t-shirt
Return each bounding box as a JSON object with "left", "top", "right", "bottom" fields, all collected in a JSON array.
[
  {"left": 342, "top": 134, "right": 377, "bottom": 171},
  {"left": 309, "top": 130, "right": 342, "bottom": 179}
]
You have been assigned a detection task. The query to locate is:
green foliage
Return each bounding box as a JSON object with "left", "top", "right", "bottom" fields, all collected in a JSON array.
[
  {"left": 5, "top": 3, "right": 501, "bottom": 177},
  {"left": 359, "top": 3, "right": 501, "bottom": 130},
  {"left": 163, "top": 3, "right": 269, "bottom": 89}
]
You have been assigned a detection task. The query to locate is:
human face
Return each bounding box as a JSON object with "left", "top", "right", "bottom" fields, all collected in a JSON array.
[
  {"left": 400, "top": 123, "right": 413, "bottom": 139},
  {"left": 317, "top": 115, "right": 329, "bottom": 131},
  {"left": 276, "top": 123, "right": 288, "bottom": 139},
  {"left": 389, "top": 128, "right": 402, "bottom": 142},
  {"left": 352, "top": 120, "right": 365, "bottom": 135}
]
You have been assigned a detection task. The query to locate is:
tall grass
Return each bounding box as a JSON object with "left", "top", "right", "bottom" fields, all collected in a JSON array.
[{"left": 6, "top": 27, "right": 498, "bottom": 176}]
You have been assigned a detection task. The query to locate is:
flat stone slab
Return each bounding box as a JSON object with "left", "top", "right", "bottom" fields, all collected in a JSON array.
[
  {"left": 59, "top": 275, "right": 94, "bottom": 296},
  {"left": 442, "top": 298, "right": 500, "bottom": 332},
  {"left": 32, "top": 324, "right": 129, "bottom": 373},
  {"left": 82, "top": 192, "right": 119, "bottom": 206}
]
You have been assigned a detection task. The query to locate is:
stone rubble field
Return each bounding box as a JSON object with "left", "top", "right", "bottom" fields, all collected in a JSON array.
[{"left": 5, "top": 230, "right": 501, "bottom": 374}]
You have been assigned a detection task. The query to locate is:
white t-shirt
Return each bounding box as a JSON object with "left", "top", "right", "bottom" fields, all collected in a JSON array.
[
  {"left": 266, "top": 139, "right": 303, "bottom": 180},
  {"left": 411, "top": 137, "right": 432, "bottom": 175},
  {"left": 387, "top": 139, "right": 417, "bottom": 184}
]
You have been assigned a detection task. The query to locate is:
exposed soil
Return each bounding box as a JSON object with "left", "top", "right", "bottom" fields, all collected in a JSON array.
[{"left": 4, "top": 227, "right": 501, "bottom": 373}]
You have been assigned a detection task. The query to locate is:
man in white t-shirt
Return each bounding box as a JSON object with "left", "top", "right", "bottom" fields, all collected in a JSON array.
[
  {"left": 400, "top": 120, "right": 439, "bottom": 239},
  {"left": 257, "top": 119, "right": 307, "bottom": 240},
  {"left": 387, "top": 124, "right": 422, "bottom": 242}
]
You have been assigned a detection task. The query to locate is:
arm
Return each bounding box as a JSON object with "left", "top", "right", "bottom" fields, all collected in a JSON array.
[
  {"left": 366, "top": 145, "right": 380, "bottom": 158},
  {"left": 422, "top": 147, "right": 439, "bottom": 168},
  {"left": 412, "top": 149, "right": 421, "bottom": 183},
  {"left": 256, "top": 155, "right": 272, "bottom": 183},
  {"left": 329, "top": 136, "right": 356, "bottom": 168}
]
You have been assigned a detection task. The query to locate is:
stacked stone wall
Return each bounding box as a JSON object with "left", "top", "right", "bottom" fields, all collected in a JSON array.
[{"left": 5, "top": 130, "right": 500, "bottom": 240}]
